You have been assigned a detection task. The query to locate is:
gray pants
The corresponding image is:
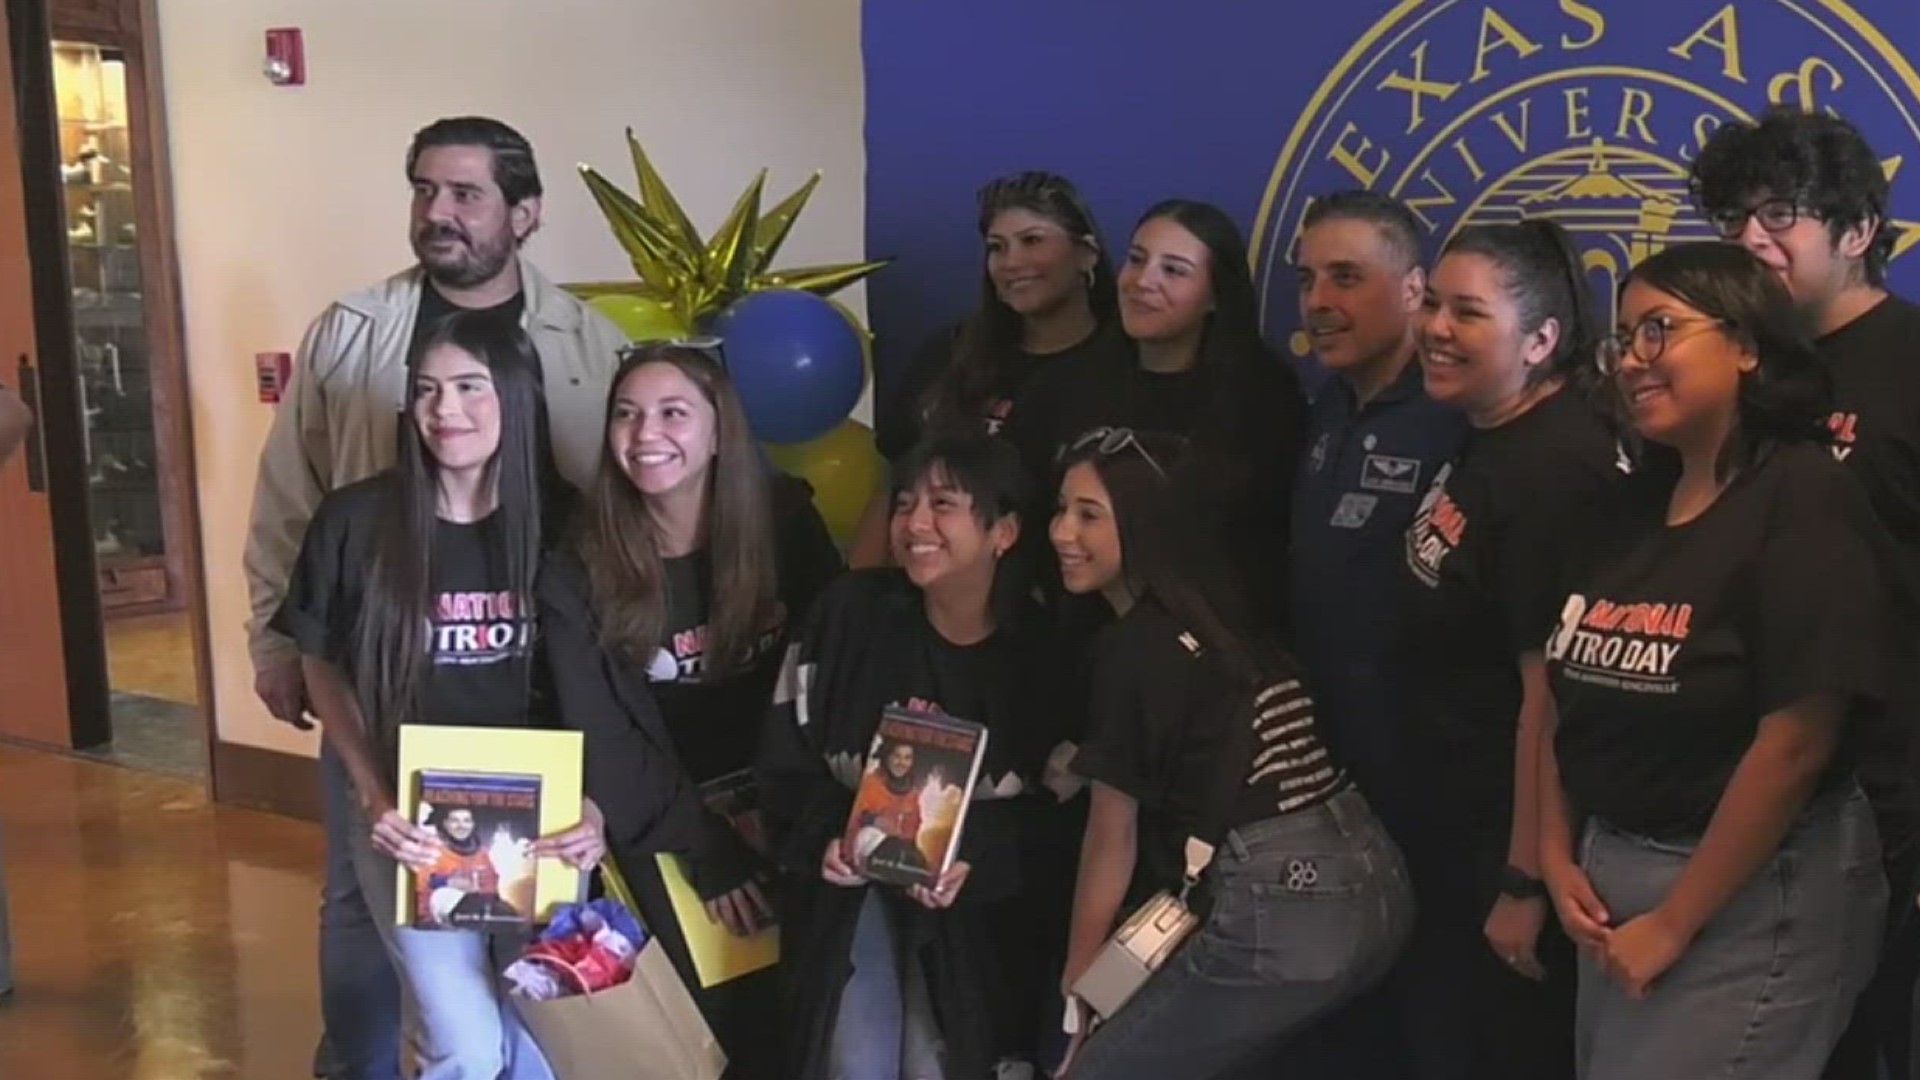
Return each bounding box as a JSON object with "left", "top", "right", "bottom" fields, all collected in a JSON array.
[{"left": 1577, "top": 787, "right": 1886, "bottom": 1080}]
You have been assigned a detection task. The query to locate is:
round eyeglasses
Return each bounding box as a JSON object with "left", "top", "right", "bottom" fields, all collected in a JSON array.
[{"left": 1595, "top": 315, "right": 1730, "bottom": 374}]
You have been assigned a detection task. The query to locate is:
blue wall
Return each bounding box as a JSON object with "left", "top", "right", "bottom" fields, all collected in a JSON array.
[{"left": 863, "top": 0, "right": 1920, "bottom": 395}]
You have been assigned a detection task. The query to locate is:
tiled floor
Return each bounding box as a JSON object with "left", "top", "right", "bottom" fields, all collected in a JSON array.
[
  {"left": 0, "top": 743, "right": 324, "bottom": 1079},
  {"left": 104, "top": 612, "right": 201, "bottom": 707},
  {"left": 74, "top": 691, "right": 209, "bottom": 782},
  {"left": 96, "top": 611, "right": 208, "bottom": 784}
]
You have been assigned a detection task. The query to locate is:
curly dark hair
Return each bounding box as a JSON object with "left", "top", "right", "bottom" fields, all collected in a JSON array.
[
  {"left": 1620, "top": 242, "right": 1831, "bottom": 473},
  {"left": 1689, "top": 107, "right": 1894, "bottom": 286}
]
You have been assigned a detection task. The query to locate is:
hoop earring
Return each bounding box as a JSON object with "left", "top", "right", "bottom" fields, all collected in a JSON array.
[{"left": 1083, "top": 267, "right": 1096, "bottom": 289}]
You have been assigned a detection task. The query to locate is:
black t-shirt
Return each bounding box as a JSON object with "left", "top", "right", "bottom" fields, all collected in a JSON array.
[
  {"left": 1006, "top": 339, "right": 1305, "bottom": 489},
  {"left": 1820, "top": 294, "right": 1920, "bottom": 571},
  {"left": 1816, "top": 293, "right": 1920, "bottom": 856},
  {"left": 411, "top": 282, "right": 527, "bottom": 359},
  {"left": 1548, "top": 443, "right": 1889, "bottom": 837},
  {"left": 757, "top": 570, "right": 1052, "bottom": 901},
  {"left": 272, "top": 474, "right": 539, "bottom": 730},
  {"left": 1399, "top": 386, "right": 1621, "bottom": 833},
  {"left": 875, "top": 322, "right": 1121, "bottom": 463},
  {"left": 1008, "top": 342, "right": 1308, "bottom": 626},
  {"left": 646, "top": 475, "right": 844, "bottom": 784},
  {"left": 1073, "top": 599, "right": 1346, "bottom": 901}
]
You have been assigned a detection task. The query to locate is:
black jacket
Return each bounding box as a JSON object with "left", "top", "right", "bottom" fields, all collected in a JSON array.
[{"left": 754, "top": 569, "right": 1058, "bottom": 1078}]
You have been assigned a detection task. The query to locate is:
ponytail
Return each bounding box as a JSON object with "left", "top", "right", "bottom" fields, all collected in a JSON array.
[{"left": 1444, "top": 219, "right": 1597, "bottom": 383}]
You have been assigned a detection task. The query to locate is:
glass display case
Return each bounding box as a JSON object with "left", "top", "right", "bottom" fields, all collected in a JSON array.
[{"left": 52, "top": 40, "right": 171, "bottom": 612}]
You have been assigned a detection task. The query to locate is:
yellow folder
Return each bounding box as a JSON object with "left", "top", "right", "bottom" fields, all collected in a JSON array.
[
  {"left": 655, "top": 852, "right": 780, "bottom": 988},
  {"left": 394, "top": 724, "right": 584, "bottom": 927}
]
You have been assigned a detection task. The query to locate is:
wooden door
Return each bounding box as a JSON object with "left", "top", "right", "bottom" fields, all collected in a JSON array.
[{"left": 0, "top": 0, "right": 109, "bottom": 748}]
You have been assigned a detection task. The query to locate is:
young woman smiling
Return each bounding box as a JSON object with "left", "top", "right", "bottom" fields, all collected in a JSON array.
[
  {"left": 853, "top": 171, "right": 1124, "bottom": 569},
  {"left": 1051, "top": 429, "right": 1411, "bottom": 1079},
  {"left": 758, "top": 434, "right": 1054, "bottom": 1079},
  {"left": 1008, "top": 200, "right": 1306, "bottom": 627},
  {"left": 276, "top": 312, "right": 647, "bottom": 1080},
  {"left": 1540, "top": 242, "right": 1891, "bottom": 1079},
  {"left": 1396, "top": 220, "right": 1621, "bottom": 1080},
  {"left": 537, "top": 340, "right": 841, "bottom": 1079}
]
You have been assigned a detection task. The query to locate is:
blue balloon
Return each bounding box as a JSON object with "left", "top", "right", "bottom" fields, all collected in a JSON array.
[{"left": 710, "top": 290, "right": 867, "bottom": 444}]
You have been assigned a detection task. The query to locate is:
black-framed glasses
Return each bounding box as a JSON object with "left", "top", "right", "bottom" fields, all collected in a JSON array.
[
  {"left": 1065, "top": 426, "right": 1169, "bottom": 477},
  {"left": 616, "top": 334, "right": 725, "bottom": 366},
  {"left": 1595, "top": 315, "right": 1730, "bottom": 374},
  {"left": 1705, "top": 197, "right": 1813, "bottom": 238}
]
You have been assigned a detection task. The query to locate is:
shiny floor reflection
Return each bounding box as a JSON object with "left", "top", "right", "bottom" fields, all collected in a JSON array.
[{"left": 0, "top": 742, "right": 323, "bottom": 1079}]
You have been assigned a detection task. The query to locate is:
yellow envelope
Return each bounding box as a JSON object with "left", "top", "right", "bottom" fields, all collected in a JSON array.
[{"left": 655, "top": 852, "right": 780, "bottom": 988}]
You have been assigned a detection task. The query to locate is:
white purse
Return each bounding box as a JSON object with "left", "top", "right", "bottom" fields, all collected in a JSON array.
[{"left": 1067, "top": 835, "right": 1215, "bottom": 1021}]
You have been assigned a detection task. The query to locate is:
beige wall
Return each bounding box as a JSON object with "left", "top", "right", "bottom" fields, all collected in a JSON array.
[{"left": 154, "top": 0, "right": 867, "bottom": 754}]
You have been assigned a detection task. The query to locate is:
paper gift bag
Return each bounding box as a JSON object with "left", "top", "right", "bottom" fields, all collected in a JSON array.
[{"left": 515, "top": 861, "right": 726, "bottom": 1080}]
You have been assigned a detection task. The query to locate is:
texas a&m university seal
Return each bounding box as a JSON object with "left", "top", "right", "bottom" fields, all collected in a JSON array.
[{"left": 1255, "top": 0, "right": 1920, "bottom": 353}]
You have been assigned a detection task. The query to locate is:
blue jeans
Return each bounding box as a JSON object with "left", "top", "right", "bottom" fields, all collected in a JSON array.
[
  {"left": 1577, "top": 787, "right": 1887, "bottom": 1080},
  {"left": 1070, "top": 787, "right": 1416, "bottom": 1080},
  {"left": 318, "top": 743, "right": 404, "bottom": 1079},
  {"left": 345, "top": 795, "right": 555, "bottom": 1080},
  {"left": 830, "top": 889, "right": 945, "bottom": 1080}
]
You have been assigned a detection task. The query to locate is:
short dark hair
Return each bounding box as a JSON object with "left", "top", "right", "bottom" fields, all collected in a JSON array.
[
  {"left": 1302, "top": 190, "right": 1423, "bottom": 271},
  {"left": 891, "top": 433, "right": 1031, "bottom": 532},
  {"left": 1689, "top": 107, "right": 1894, "bottom": 286},
  {"left": 893, "top": 433, "right": 1031, "bottom": 616},
  {"left": 1622, "top": 242, "right": 1830, "bottom": 470},
  {"left": 405, "top": 117, "right": 543, "bottom": 205},
  {"left": 1441, "top": 219, "right": 1599, "bottom": 386}
]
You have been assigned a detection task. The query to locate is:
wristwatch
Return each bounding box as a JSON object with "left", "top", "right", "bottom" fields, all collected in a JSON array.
[{"left": 1498, "top": 864, "right": 1547, "bottom": 900}]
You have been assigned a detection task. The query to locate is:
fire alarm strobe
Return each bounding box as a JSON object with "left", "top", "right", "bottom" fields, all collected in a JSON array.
[{"left": 264, "top": 28, "right": 305, "bottom": 86}]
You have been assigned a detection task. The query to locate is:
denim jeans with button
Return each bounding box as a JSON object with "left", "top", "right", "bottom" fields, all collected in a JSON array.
[
  {"left": 1069, "top": 787, "right": 1416, "bottom": 1080},
  {"left": 1577, "top": 786, "right": 1886, "bottom": 1080}
]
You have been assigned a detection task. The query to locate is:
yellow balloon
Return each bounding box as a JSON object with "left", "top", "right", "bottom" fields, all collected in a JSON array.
[
  {"left": 588, "top": 293, "right": 691, "bottom": 343},
  {"left": 766, "top": 419, "right": 884, "bottom": 544}
]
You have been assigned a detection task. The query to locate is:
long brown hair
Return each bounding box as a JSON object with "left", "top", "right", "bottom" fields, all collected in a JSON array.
[{"left": 580, "top": 343, "right": 778, "bottom": 679}]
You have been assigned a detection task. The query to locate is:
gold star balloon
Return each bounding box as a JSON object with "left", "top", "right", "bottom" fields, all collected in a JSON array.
[{"left": 567, "top": 129, "right": 890, "bottom": 331}]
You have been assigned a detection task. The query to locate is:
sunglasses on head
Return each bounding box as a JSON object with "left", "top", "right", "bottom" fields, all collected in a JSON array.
[
  {"left": 1066, "top": 426, "right": 1170, "bottom": 478},
  {"left": 617, "top": 335, "right": 726, "bottom": 367}
]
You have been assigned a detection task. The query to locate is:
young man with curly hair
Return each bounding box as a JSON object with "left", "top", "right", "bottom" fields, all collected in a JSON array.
[{"left": 1691, "top": 104, "right": 1920, "bottom": 1080}]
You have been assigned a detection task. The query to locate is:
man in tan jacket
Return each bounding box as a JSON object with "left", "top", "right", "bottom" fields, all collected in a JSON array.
[{"left": 243, "top": 116, "right": 624, "bottom": 1080}]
